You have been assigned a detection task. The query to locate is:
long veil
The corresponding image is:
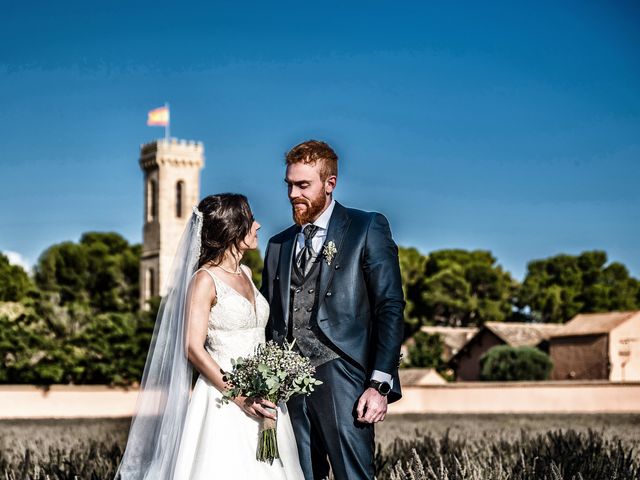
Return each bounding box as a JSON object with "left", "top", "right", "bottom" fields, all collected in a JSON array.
[{"left": 115, "top": 207, "right": 203, "bottom": 479}]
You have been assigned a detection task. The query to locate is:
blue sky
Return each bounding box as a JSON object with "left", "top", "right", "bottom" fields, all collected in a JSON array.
[{"left": 1, "top": 0, "right": 639, "bottom": 280}]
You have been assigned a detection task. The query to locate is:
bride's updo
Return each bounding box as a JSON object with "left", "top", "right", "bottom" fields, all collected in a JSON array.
[{"left": 197, "top": 193, "right": 254, "bottom": 268}]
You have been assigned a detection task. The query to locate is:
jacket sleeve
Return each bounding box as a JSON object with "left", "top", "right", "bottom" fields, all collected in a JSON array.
[{"left": 362, "top": 213, "right": 405, "bottom": 376}]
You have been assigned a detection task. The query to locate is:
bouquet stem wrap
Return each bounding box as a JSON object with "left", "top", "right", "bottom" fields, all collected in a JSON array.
[{"left": 257, "top": 406, "right": 279, "bottom": 464}]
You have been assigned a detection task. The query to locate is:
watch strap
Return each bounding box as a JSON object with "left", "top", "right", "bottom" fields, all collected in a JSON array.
[{"left": 368, "top": 379, "right": 391, "bottom": 396}]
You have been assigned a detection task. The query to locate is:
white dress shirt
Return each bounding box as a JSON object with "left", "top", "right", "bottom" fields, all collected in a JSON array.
[{"left": 295, "top": 198, "right": 393, "bottom": 389}]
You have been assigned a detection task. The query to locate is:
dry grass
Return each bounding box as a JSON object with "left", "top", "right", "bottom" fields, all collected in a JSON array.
[
  {"left": 1, "top": 414, "right": 638, "bottom": 479},
  {"left": 376, "top": 413, "right": 640, "bottom": 452}
]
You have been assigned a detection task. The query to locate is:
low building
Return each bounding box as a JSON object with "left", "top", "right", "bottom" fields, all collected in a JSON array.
[
  {"left": 550, "top": 311, "right": 640, "bottom": 382},
  {"left": 401, "top": 326, "right": 478, "bottom": 364},
  {"left": 399, "top": 368, "right": 447, "bottom": 386},
  {"left": 449, "top": 322, "right": 563, "bottom": 381}
]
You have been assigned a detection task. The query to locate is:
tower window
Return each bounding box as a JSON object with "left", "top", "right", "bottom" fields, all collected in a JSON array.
[
  {"left": 146, "top": 268, "right": 155, "bottom": 298},
  {"left": 148, "top": 179, "right": 158, "bottom": 221},
  {"left": 176, "top": 180, "right": 185, "bottom": 218}
]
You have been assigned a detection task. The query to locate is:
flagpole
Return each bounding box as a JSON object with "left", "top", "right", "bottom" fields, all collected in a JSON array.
[{"left": 165, "top": 102, "right": 170, "bottom": 141}]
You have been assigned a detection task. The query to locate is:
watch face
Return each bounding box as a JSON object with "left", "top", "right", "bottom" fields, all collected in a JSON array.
[{"left": 379, "top": 382, "right": 391, "bottom": 395}]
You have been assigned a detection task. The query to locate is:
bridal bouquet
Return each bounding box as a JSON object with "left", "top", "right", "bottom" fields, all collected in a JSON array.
[{"left": 221, "top": 340, "right": 322, "bottom": 463}]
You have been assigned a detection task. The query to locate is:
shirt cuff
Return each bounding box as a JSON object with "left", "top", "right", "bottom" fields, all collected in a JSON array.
[{"left": 370, "top": 370, "right": 393, "bottom": 388}]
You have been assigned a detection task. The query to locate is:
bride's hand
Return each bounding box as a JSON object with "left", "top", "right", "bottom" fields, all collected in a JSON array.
[{"left": 233, "top": 396, "right": 278, "bottom": 420}]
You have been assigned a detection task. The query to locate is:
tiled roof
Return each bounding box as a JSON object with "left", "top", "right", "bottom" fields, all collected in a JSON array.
[
  {"left": 399, "top": 368, "right": 447, "bottom": 385},
  {"left": 483, "top": 322, "right": 563, "bottom": 347},
  {"left": 554, "top": 311, "right": 639, "bottom": 337},
  {"left": 419, "top": 326, "right": 479, "bottom": 360}
]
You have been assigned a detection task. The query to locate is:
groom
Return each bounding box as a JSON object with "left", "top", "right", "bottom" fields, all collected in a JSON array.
[{"left": 261, "top": 140, "right": 405, "bottom": 479}]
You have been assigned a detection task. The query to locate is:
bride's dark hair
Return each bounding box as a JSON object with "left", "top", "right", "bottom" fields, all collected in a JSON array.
[{"left": 197, "top": 193, "right": 254, "bottom": 268}]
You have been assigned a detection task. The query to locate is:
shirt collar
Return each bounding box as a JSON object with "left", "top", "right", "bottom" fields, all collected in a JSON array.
[{"left": 302, "top": 198, "right": 335, "bottom": 232}]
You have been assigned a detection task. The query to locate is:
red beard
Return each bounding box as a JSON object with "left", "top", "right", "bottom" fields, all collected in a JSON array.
[{"left": 291, "top": 194, "right": 326, "bottom": 225}]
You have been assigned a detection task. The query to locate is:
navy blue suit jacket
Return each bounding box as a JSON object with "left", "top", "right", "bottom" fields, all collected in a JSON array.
[{"left": 261, "top": 202, "right": 405, "bottom": 402}]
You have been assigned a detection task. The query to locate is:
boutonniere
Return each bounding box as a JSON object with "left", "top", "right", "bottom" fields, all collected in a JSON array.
[{"left": 322, "top": 241, "right": 337, "bottom": 266}]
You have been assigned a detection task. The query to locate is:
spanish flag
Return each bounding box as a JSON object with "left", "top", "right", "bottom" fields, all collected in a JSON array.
[{"left": 147, "top": 105, "right": 169, "bottom": 126}]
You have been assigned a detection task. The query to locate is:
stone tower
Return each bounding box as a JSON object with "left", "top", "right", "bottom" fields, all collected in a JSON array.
[{"left": 139, "top": 138, "right": 205, "bottom": 308}]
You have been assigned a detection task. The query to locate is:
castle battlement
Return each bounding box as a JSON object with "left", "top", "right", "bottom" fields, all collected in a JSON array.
[
  {"left": 139, "top": 138, "right": 205, "bottom": 170},
  {"left": 140, "top": 138, "right": 204, "bottom": 153}
]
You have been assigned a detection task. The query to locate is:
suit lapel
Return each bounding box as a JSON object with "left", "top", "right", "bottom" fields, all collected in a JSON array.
[
  {"left": 318, "top": 202, "right": 351, "bottom": 301},
  {"left": 278, "top": 227, "right": 298, "bottom": 329}
]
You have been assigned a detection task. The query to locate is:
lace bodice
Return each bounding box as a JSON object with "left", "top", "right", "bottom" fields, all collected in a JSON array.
[{"left": 195, "top": 266, "right": 269, "bottom": 371}]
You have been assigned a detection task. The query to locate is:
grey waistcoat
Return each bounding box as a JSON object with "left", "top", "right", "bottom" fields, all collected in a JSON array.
[{"left": 288, "top": 257, "right": 340, "bottom": 367}]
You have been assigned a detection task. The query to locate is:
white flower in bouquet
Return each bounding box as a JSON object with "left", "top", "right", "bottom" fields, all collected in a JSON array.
[{"left": 221, "top": 340, "right": 322, "bottom": 463}]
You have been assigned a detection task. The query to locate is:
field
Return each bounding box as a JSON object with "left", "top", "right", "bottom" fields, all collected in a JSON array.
[
  {"left": 1, "top": 414, "right": 639, "bottom": 479},
  {"left": 377, "top": 413, "right": 640, "bottom": 449}
]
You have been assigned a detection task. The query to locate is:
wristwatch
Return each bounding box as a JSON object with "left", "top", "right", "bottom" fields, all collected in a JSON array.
[{"left": 368, "top": 379, "right": 391, "bottom": 396}]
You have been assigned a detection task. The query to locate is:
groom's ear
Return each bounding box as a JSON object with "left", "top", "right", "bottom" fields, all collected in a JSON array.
[{"left": 324, "top": 175, "right": 337, "bottom": 194}]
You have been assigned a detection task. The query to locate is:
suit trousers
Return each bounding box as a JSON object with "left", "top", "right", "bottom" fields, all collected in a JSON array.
[{"left": 287, "top": 357, "right": 375, "bottom": 480}]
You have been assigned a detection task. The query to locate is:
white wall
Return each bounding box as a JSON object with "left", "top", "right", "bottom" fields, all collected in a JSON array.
[
  {"left": 2, "top": 381, "right": 640, "bottom": 418},
  {"left": 609, "top": 313, "right": 640, "bottom": 382}
]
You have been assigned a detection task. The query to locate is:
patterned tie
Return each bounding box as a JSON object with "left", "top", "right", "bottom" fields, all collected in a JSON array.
[{"left": 298, "top": 224, "right": 320, "bottom": 275}]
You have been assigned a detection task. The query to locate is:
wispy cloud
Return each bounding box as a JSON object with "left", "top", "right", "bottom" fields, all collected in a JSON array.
[{"left": 3, "top": 251, "right": 32, "bottom": 273}]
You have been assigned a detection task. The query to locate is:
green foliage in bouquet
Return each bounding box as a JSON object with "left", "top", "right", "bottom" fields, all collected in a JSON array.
[
  {"left": 221, "top": 340, "right": 321, "bottom": 405},
  {"left": 221, "top": 340, "right": 321, "bottom": 463}
]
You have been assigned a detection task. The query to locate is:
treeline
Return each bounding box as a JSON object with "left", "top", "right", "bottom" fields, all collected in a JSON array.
[
  {"left": 0, "top": 233, "right": 152, "bottom": 385},
  {"left": 0, "top": 232, "right": 261, "bottom": 386},
  {"left": 1, "top": 233, "right": 639, "bottom": 385},
  {"left": 400, "top": 247, "right": 640, "bottom": 336}
]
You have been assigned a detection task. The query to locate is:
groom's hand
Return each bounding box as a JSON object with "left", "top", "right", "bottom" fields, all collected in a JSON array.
[{"left": 356, "top": 388, "right": 388, "bottom": 424}]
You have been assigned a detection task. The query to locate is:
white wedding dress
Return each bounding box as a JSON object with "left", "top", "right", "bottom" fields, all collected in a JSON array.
[{"left": 173, "top": 266, "right": 304, "bottom": 480}]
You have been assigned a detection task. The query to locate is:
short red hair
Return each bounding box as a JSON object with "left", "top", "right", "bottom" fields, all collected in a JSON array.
[{"left": 285, "top": 140, "right": 338, "bottom": 181}]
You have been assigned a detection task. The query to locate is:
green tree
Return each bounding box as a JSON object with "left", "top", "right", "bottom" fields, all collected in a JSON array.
[
  {"left": 480, "top": 345, "right": 553, "bottom": 381},
  {"left": 0, "top": 307, "right": 75, "bottom": 384},
  {"left": 242, "top": 248, "right": 264, "bottom": 286},
  {"left": 71, "top": 311, "right": 154, "bottom": 385},
  {"left": 406, "top": 331, "right": 444, "bottom": 369},
  {"left": 34, "top": 233, "right": 141, "bottom": 314},
  {"left": 35, "top": 242, "right": 89, "bottom": 305},
  {"left": 413, "top": 249, "right": 518, "bottom": 327},
  {"left": 81, "top": 232, "right": 140, "bottom": 313},
  {"left": 0, "top": 253, "right": 33, "bottom": 301},
  {"left": 517, "top": 250, "right": 640, "bottom": 323},
  {"left": 0, "top": 233, "right": 157, "bottom": 385},
  {"left": 398, "top": 247, "right": 428, "bottom": 336},
  {"left": 0, "top": 295, "right": 157, "bottom": 386}
]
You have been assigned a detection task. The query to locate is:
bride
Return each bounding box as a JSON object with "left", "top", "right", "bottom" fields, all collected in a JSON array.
[{"left": 115, "top": 194, "right": 304, "bottom": 479}]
